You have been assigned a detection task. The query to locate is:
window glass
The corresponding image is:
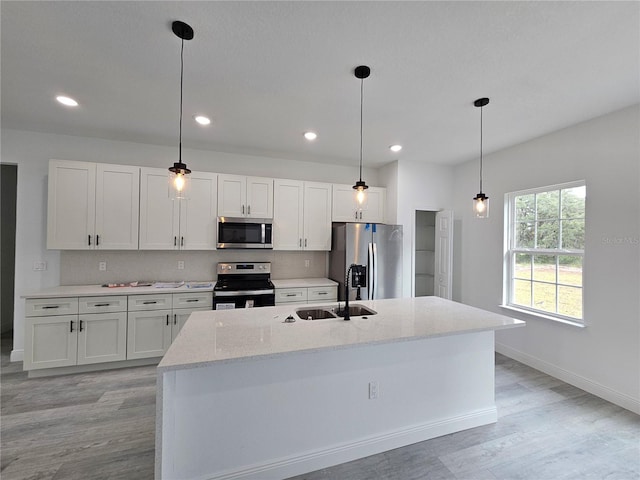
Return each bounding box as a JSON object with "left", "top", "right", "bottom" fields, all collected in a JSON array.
[{"left": 505, "top": 181, "right": 585, "bottom": 322}]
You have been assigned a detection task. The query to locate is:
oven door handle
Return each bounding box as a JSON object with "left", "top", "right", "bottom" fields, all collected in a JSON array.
[{"left": 214, "top": 289, "right": 275, "bottom": 297}]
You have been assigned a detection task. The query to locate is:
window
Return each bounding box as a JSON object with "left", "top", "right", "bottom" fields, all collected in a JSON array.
[{"left": 504, "top": 181, "right": 585, "bottom": 323}]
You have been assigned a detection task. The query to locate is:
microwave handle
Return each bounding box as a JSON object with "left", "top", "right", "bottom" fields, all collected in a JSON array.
[{"left": 261, "top": 223, "right": 265, "bottom": 244}]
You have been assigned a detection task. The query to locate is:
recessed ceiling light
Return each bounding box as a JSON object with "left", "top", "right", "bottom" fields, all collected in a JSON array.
[
  {"left": 304, "top": 131, "right": 317, "bottom": 141},
  {"left": 56, "top": 95, "right": 78, "bottom": 107},
  {"left": 194, "top": 115, "right": 211, "bottom": 125},
  {"left": 389, "top": 144, "right": 402, "bottom": 152}
]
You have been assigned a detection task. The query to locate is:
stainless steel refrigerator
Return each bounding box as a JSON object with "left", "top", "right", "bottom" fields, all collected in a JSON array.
[{"left": 329, "top": 223, "right": 403, "bottom": 301}]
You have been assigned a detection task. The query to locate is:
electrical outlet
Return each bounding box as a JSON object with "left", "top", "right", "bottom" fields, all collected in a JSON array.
[
  {"left": 304, "top": 259, "right": 310, "bottom": 268},
  {"left": 33, "top": 261, "right": 47, "bottom": 271},
  {"left": 369, "top": 381, "right": 379, "bottom": 400},
  {"left": 99, "top": 261, "right": 107, "bottom": 271},
  {"left": 177, "top": 261, "right": 185, "bottom": 270}
]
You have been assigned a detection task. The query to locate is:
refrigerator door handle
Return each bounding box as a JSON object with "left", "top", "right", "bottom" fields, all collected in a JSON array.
[{"left": 368, "top": 242, "right": 375, "bottom": 300}]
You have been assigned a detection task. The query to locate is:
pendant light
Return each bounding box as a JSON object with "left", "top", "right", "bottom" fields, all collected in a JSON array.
[
  {"left": 168, "top": 20, "right": 194, "bottom": 200},
  {"left": 353, "top": 65, "right": 370, "bottom": 209},
  {"left": 472, "top": 97, "right": 490, "bottom": 218}
]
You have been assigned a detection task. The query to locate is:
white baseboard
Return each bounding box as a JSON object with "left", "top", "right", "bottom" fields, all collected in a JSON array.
[
  {"left": 496, "top": 342, "right": 640, "bottom": 415},
  {"left": 203, "top": 407, "right": 497, "bottom": 480},
  {"left": 10, "top": 349, "right": 24, "bottom": 362}
]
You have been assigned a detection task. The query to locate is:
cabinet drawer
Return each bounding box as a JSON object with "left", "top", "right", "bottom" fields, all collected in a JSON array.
[
  {"left": 128, "top": 294, "right": 173, "bottom": 311},
  {"left": 275, "top": 288, "right": 307, "bottom": 304},
  {"left": 308, "top": 286, "right": 337, "bottom": 302},
  {"left": 173, "top": 292, "right": 213, "bottom": 310},
  {"left": 25, "top": 297, "right": 78, "bottom": 317},
  {"left": 79, "top": 296, "right": 127, "bottom": 314}
]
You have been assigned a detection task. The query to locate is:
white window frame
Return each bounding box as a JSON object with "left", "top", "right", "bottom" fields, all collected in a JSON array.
[{"left": 502, "top": 180, "right": 586, "bottom": 326}]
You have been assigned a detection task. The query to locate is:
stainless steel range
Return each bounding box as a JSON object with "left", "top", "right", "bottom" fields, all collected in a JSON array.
[{"left": 213, "top": 262, "right": 275, "bottom": 310}]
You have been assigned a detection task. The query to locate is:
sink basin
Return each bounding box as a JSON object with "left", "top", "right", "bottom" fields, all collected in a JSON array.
[
  {"left": 295, "top": 304, "right": 377, "bottom": 320},
  {"left": 295, "top": 308, "right": 338, "bottom": 320},
  {"left": 335, "top": 304, "right": 377, "bottom": 318}
]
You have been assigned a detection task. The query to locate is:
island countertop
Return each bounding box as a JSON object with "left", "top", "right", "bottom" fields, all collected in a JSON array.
[{"left": 158, "top": 296, "right": 524, "bottom": 372}]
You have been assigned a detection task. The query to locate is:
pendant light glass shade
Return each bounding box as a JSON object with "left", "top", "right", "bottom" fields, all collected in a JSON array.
[
  {"left": 168, "top": 20, "right": 194, "bottom": 200},
  {"left": 353, "top": 66, "right": 370, "bottom": 211},
  {"left": 473, "top": 97, "right": 490, "bottom": 218}
]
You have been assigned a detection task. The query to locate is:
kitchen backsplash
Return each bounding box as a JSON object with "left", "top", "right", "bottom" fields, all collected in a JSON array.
[{"left": 60, "top": 250, "right": 328, "bottom": 285}]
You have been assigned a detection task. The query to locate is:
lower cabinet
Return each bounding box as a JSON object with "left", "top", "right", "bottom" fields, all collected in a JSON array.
[
  {"left": 24, "top": 295, "right": 127, "bottom": 370},
  {"left": 24, "top": 291, "right": 213, "bottom": 371},
  {"left": 275, "top": 285, "right": 337, "bottom": 306}
]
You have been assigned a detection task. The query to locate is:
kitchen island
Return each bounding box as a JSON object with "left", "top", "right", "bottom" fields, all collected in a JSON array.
[{"left": 156, "top": 297, "right": 524, "bottom": 480}]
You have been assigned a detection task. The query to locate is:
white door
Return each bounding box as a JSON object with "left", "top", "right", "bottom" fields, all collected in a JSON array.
[
  {"left": 361, "top": 187, "right": 386, "bottom": 224},
  {"left": 303, "top": 182, "right": 332, "bottom": 250},
  {"left": 127, "top": 310, "right": 172, "bottom": 359},
  {"left": 24, "top": 315, "right": 78, "bottom": 370},
  {"left": 273, "top": 179, "right": 303, "bottom": 250},
  {"left": 179, "top": 172, "right": 217, "bottom": 250},
  {"left": 434, "top": 210, "right": 454, "bottom": 300},
  {"left": 217, "top": 174, "right": 246, "bottom": 217},
  {"left": 139, "top": 167, "right": 180, "bottom": 249},
  {"left": 95, "top": 164, "right": 140, "bottom": 249},
  {"left": 77, "top": 312, "right": 127, "bottom": 365},
  {"left": 47, "top": 160, "right": 96, "bottom": 249},
  {"left": 171, "top": 307, "right": 210, "bottom": 342},
  {"left": 331, "top": 184, "right": 358, "bottom": 222},
  {"left": 246, "top": 176, "right": 273, "bottom": 218}
]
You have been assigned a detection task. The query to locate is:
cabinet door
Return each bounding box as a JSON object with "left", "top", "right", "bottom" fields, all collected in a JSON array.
[
  {"left": 139, "top": 167, "right": 180, "bottom": 249},
  {"left": 127, "top": 310, "right": 172, "bottom": 359},
  {"left": 246, "top": 176, "right": 273, "bottom": 218},
  {"left": 217, "top": 174, "right": 246, "bottom": 217},
  {"left": 331, "top": 184, "right": 359, "bottom": 222},
  {"left": 24, "top": 315, "right": 78, "bottom": 370},
  {"left": 331, "top": 184, "right": 386, "bottom": 223},
  {"left": 47, "top": 160, "right": 96, "bottom": 249},
  {"left": 171, "top": 307, "right": 209, "bottom": 342},
  {"left": 77, "top": 312, "right": 127, "bottom": 365},
  {"left": 95, "top": 164, "right": 140, "bottom": 250},
  {"left": 361, "top": 187, "right": 386, "bottom": 224},
  {"left": 303, "top": 182, "right": 332, "bottom": 250},
  {"left": 179, "top": 172, "right": 217, "bottom": 250},
  {"left": 273, "top": 179, "right": 303, "bottom": 250}
]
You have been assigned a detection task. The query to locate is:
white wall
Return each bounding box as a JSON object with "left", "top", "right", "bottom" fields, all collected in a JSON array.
[
  {"left": 396, "top": 160, "right": 455, "bottom": 297},
  {"left": 453, "top": 105, "right": 640, "bottom": 413},
  {"left": 2, "top": 128, "right": 380, "bottom": 360}
]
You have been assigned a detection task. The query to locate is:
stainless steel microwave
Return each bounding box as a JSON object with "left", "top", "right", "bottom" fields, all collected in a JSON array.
[{"left": 217, "top": 217, "right": 273, "bottom": 249}]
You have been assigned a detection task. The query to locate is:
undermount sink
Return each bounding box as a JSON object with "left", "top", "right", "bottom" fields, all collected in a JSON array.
[
  {"left": 335, "top": 305, "right": 377, "bottom": 318},
  {"left": 295, "top": 304, "right": 377, "bottom": 320}
]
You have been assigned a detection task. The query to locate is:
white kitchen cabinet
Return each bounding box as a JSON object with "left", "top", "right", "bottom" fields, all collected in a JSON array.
[
  {"left": 127, "top": 293, "right": 173, "bottom": 360},
  {"left": 218, "top": 174, "right": 273, "bottom": 218},
  {"left": 24, "top": 296, "right": 127, "bottom": 370},
  {"left": 273, "top": 180, "right": 331, "bottom": 250},
  {"left": 331, "top": 184, "right": 386, "bottom": 224},
  {"left": 171, "top": 291, "right": 213, "bottom": 341},
  {"left": 47, "top": 160, "right": 139, "bottom": 250},
  {"left": 139, "top": 168, "right": 217, "bottom": 250},
  {"left": 274, "top": 285, "right": 337, "bottom": 305}
]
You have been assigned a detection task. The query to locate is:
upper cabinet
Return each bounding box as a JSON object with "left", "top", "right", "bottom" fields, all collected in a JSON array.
[
  {"left": 139, "top": 168, "right": 217, "bottom": 250},
  {"left": 331, "top": 184, "right": 386, "bottom": 224},
  {"left": 273, "top": 180, "right": 332, "bottom": 251},
  {"left": 47, "top": 160, "right": 139, "bottom": 250},
  {"left": 217, "top": 174, "right": 273, "bottom": 218}
]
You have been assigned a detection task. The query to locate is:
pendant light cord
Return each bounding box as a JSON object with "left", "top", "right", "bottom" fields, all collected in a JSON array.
[
  {"left": 178, "top": 37, "right": 184, "bottom": 163},
  {"left": 479, "top": 104, "right": 483, "bottom": 193},
  {"left": 359, "top": 77, "right": 364, "bottom": 183}
]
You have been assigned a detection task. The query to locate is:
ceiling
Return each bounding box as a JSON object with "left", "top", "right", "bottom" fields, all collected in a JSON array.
[{"left": 2, "top": 1, "right": 638, "bottom": 169}]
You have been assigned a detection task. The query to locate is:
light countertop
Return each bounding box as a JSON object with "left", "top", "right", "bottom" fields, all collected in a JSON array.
[
  {"left": 21, "top": 283, "right": 214, "bottom": 299},
  {"left": 271, "top": 278, "right": 338, "bottom": 288},
  {"left": 158, "top": 296, "right": 525, "bottom": 372}
]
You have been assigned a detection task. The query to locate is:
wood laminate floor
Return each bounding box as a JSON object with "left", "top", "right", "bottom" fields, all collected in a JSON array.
[{"left": 1, "top": 334, "right": 638, "bottom": 480}]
